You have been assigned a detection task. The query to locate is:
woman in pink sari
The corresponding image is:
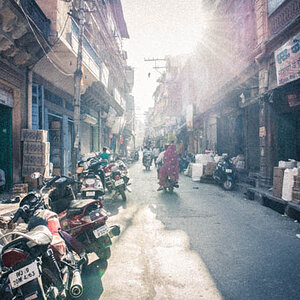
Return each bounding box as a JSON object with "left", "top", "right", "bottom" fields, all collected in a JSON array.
[{"left": 158, "top": 144, "right": 179, "bottom": 190}]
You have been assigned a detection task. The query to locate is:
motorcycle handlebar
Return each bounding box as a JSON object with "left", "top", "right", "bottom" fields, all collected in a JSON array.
[{"left": 12, "top": 208, "right": 23, "bottom": 223}]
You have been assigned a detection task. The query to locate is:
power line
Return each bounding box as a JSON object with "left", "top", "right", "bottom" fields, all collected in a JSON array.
[{"left": 17, "top": 2, "right": 73, "bottom": 77}]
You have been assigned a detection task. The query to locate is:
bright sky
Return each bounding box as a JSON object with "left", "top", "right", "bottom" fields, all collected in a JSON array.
[{"left": 121, "top": 0, "right": 207, "bottom": 120}]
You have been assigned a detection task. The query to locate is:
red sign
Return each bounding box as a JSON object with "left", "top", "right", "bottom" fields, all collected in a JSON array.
[{"left": 109, "top": 133, "right": 113, "bottom": 139}]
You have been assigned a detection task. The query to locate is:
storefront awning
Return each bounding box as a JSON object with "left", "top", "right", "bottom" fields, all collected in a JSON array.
[{"left": 82, "top": 81, "right": 124, "bottom": 116}]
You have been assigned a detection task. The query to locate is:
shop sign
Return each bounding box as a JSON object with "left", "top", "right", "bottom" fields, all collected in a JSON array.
[
  {"left": 0, "top": 87, "right": 13, "bottom": 108},
  {"left": 275, "top": 33, "right": 300, "bottom": 86},
  {"left": 287, "top": 94, "right": 300, "bottom": 107},
  {"left": 259, "top": 126, "right": 266, "bottom": 138}
]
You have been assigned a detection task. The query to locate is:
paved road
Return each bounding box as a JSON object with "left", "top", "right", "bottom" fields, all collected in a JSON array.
[{"left": 82, "top": 159, "right": 300, "bottom": 300}]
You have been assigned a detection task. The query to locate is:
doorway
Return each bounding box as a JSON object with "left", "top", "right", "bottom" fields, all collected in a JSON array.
[{"left": 0, "top": 104, "right": 12, "bottom": 190}]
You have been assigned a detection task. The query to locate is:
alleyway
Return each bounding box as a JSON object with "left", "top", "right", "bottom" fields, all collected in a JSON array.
[{"left": 82, "top": 158, "right": 300, "bottom": 300}]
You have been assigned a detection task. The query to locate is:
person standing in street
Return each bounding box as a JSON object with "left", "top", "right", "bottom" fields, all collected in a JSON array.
[
  {"left": 98, "top": 147, "right": 111, "bottom": 189},
  {"left": 153, "top": 147, "right": 160, "bottom": 167},
  {"left": 99, "top": 147, "right": 111, "bottom": 166},
  {"left": 0, "top": 169, "right": 5, "bottom": 192}
]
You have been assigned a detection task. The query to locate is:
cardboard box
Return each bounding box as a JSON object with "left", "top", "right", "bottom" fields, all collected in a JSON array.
[
  {"left": 23, "top": 141, "right": 50, "bottom": 154},
  {"left": 53, "top": 167, "right": 61, "bottom": 176},
  {"left": 273, "top": 167, "right": 285, "bottom": 178},
  {"left": 292, "top": 190, "right": 300, "bottom": 204},
  {"left": 273, "top": 187, "right": 282, "bottom": 198},
  {"left": 21, "top": 129, "right": 48, "bottom": 143},
  {"left": 50, "top": 121, "right": 61, "bottom": 129},
  {"left": 11, "top": 183, "right": 28, "bottom": 194},
  {"left": 204, "top": 162, "right": 217, "bottom": 176}
]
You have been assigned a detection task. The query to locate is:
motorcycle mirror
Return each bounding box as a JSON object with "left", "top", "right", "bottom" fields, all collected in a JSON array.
[{"left": 31, "top": 172, "right": 41, "bottom": 179}]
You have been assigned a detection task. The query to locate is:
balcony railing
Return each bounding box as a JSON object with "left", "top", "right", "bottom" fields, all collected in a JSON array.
[
  {"left": 269, "top": 0, "right": 300, "bottom": 37},
  {"left": 21, "top": 0, "right": 50, "bottom": 39}
]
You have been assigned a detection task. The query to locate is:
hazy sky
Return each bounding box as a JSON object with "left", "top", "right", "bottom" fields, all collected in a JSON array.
[{"left": 121, "top": 0, "right": 207, "bottom": 120}]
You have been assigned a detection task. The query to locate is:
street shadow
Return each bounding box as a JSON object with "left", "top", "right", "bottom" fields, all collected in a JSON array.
[
  {"left": 79, "top": 259, "right": 107, "bottom": 299},
  {"left": 157, "top": 190, "right": 180, "bottom": 204},
  {"left": 102, "top": 197, "right": 127, "bottom": 217}
]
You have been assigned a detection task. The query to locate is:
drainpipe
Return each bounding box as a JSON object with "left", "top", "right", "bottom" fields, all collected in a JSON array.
[{"left": 27, "top": 68, "right": 32, "bottom": 129}]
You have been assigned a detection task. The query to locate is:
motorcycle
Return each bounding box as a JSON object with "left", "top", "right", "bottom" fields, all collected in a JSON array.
[
  {"left": 164, "top": 178, "right": 179, "bottom": 193},
  {"left": 213, "top": 156, "right": 236, "bottom": 190},
  {"left": 47, "top": 176, "right": 120, "bottom": 261},
  {"left": 143, "top": 153, "right": 152, "bottom": 171},
  {"left": 79, "top": 161, "right": 105, "bottom": 200},
  {"left": 0, "top": 183, "right": 86, "bottom": 299},
  {"left": 102, "top": 159, "right": 130, "bottom": 201}
]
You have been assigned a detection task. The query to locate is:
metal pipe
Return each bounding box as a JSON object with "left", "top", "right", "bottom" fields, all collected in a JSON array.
[
  {"left": 27, "top": 68, "right": 32, "bottom": 129},
  {"left": 69, "top": 269, "right": 83, "bottom": 298}
]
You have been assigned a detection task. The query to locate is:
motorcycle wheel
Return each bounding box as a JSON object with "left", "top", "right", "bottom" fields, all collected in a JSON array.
[
  {"left": 223, "top": 180, "right": 233, "bottom": 191},
  {"left": 96, "top": 247, "right": 111, "bottom": 260},
  {"left": 119, "top": 188, "right": 127, "bottom": 201}
]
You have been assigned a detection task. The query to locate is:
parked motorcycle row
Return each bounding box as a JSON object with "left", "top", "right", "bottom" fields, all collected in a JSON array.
[{"left": 0, "top": 154, "right": 130, "bottom": 299}]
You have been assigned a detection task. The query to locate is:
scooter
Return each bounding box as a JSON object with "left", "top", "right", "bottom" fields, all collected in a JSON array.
[
  {"left": 213, "top": 156, "right": 236, "bottom": 190},
  {"left": 164, "top": 178, "right": 179, "bottom": 193},
  {"left": 0, "top": 181, "right": 86, "bottom": 299},
  {"left": 143, "top": 153, "right": 152, "bottom": 171},
  {"left": 79, "top": 161, "right": 105, "bottom": 200},
  {"left": 47, "top": 176, "right": 120, "bottom": 261}
]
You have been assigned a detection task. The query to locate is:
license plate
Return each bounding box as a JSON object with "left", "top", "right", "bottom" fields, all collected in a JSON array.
[
  {"left": 225, "top": 169, "right": 233, "bottom": 173},
  {"left": 9, "top": 261, "right": 39, "bottom": 289},
  {"left": 86, "top": 191, "right": 95, "bottom": 196},
  {"left": 115, "top": 179, "right": 124, "bottom": 186},
  {"left": 93, "top": 224, "right": 109, "bottom": 238}
]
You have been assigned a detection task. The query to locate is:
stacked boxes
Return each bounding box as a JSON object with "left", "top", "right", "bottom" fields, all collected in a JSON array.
[
  {"left": 292, "top": 175, "right": 300, "bottom": 204},
  {"left": 21, "top": 129, "right": 50, "bottom": 180},
  {"left": 204, "top": 162, "right": 217, "bottom": 176},
  {"left": 273, "top": 167, "right": 285, "bottom": 198}
]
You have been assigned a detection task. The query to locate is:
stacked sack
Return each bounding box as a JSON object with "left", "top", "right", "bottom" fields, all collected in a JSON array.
[{"left": 279, "top": 160, "right": 298, "bottom": 201}]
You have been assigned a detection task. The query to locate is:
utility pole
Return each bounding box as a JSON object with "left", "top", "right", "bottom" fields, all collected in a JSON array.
[
  {"left": 72, "top": 0, "right": 85, "bottom": 171},
  {"left": 144, "top": 58, "right": 167, "bottom": 75}
]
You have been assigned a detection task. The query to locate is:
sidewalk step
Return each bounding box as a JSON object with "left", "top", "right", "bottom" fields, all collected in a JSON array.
[{"left": 246, "top": 187, "right": 300, "bottom": 221}]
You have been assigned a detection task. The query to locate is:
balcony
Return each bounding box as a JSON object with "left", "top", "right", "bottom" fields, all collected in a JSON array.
[
  {"left": 0, "top": 0, "right": 50, "bottom": 66},
  {"left": 20, "top": 0, "right": 50, "bottom": 39}
]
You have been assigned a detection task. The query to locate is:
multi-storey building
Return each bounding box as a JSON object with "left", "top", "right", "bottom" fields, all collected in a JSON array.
[{"left": 0, "top": 0, "right": 132, "bottom": 189}]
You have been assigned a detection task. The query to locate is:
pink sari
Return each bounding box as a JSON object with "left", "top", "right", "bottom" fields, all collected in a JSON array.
[{"left": 159, "top": 145, "right": 179, "bottom": 187}]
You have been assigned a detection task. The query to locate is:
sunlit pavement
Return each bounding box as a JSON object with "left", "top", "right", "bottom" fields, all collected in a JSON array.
[{"left": 84, "top": 158, "right": 300, "bottom": 300}]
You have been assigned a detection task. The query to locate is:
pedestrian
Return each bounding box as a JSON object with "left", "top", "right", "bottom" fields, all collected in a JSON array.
[
  {"left": 153, "top": 147, "right": 160, "bottom": 167},
  {"left": 98, "top": 147, "right": 111, "bottom": 189},
  {"left": 0, "top": 169, "right": 5, "bottom": 192},
  {"left": 99, "top": 147, "right": 111, "bottom": 166}
]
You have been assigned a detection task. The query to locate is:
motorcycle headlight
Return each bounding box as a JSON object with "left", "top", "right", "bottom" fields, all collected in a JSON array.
[{"left": 85, "top": 178, "right": 96, "bottom": 185}]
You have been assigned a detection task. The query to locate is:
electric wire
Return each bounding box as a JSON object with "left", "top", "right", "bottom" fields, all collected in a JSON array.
[{"left": 17, "top": 2, "right": 73, "bottom": 77}]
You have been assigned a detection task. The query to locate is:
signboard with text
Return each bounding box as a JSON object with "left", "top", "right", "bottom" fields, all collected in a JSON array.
[{"left": 275, "top": 33, "right": 300, "bottom": 86}]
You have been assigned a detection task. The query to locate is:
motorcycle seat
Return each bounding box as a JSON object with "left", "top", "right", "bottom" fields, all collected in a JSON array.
[{"left": 26, "top": 225, "right": 53, "bottom": 246}]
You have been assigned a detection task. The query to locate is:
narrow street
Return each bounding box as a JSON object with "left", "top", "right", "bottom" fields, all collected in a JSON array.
[{"left": 81, "top": 159, "right": 300, "bottom": 300}]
